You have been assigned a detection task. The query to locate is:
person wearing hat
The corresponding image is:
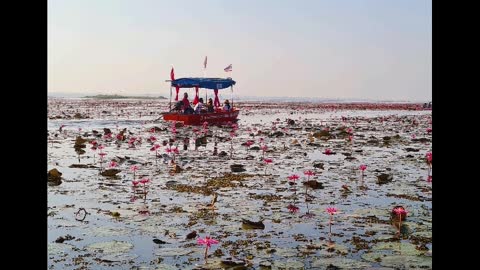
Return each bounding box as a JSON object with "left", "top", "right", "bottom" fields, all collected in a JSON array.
[{"left": 223, "top": 99, "right": 231, "bottom": 111}]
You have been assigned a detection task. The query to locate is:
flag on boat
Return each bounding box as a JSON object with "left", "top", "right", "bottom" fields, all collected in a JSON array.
[
  {"left": 203, "top": 56, "right": 208, "bottom": 69},
  {"left": 224, "top": 64, "right": 232, "bottom": 72},
  {"left": 170, "top": 67, "right": 175, "bottom": 80}
]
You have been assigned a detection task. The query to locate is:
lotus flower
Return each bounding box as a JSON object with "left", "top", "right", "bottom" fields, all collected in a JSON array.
[
  {"left": 197, "top": 236, "right": 219, "bottom": 260},
  {"left": 326, "top": 207, "right": 338, "bottom": 215},
  {"left": 323, "top": 148, "right": 333, "bottom": 155},
  {"left": 287, "top": 204, "right": 299, "bottom": 213},
  {"left": 109, "top": 161, "right": 118, "bottom": 168},
  {"left": 288, "top": 174, "right": 300, "bottom": 182}
]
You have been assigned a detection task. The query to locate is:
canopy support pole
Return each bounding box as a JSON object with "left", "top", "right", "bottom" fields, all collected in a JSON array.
[
  {"left": 231, "top": 86, "right": 234, "bottom": 109},
  {"left": 169, "top": 86, "right": 172, "bottom": 111}
]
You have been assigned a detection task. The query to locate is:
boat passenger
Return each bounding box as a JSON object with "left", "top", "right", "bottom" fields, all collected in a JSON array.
[
  {"left": 223, "top": 99, "right": 231, "bottom": 111},
  {"left": 206, "top": 98, "right": 214, "bottom": 113},
  {"left": 194, "top": 98, "right": 204, "bottom": 114},
  {"left": 182, "top": 93, "right": 194, "bottom": 114}
]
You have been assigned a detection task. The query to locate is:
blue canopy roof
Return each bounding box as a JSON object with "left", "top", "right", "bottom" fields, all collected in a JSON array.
[{"left": 171, "top": 78, "right": 236, "bottom": 90}]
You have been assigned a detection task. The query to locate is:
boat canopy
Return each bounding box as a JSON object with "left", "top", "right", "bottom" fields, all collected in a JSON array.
[{"left": 171, "top": 78, "right": 236, "bottom": 90}]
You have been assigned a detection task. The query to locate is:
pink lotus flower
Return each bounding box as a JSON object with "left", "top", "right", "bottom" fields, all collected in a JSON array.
[
  {"left": 197, "top": 236, "right": 219, "bottom": 260},
  {"left": 150, "top": 144, "right": 160, "bottom": 151},
  {"left": 130, "top": 165, "right": 139, "bottom": 172},
  {"left": 426, "top": 152, "right": 432, "bottom": 164},
  {"left": 304, "top": 170, "right": 315, "bottom": 177},
  {"left": 426, "top": 128, "right": 432, "bottom": 133},
  {"left": 172, "top": 147, "right": 179, "bottom": 154},
  {"left": 288, "top": 174, "right": 300, "bottom": 182},
  {"left": 346, "top": 127, "right": 353, "bottom": 134},
  {"left": 98, "top": 145, "right": 105, "bottom": 150},
  {"left": 245, "top": 141, "right": 254, "bottom": 147},
  {"left": 116, "top": 134, "right": 123, "bottom": 140},
  {"left": 393, "top": 207, "right": 408, "bottom": 216},
  {"left": 149, "top": 135, "right": 157, "bottom": 142},
  {"left": 326, "top": 207, "right": 338, "bottom": 215},
  {"left": 139, "top": 178, "right": 150, "bottom": 184},
  {"left": 165, "top": 148, "right": 172, "bottom": 153},
  {"left": 287, "top": 204, "right": 299, "bottom": 213},
  {"left": 427, "top": 175, "right": 432, "bottom": 182},
  {"left": 359, "top": 164, "right": 367, "bottom": 171},
  {"left": 411, "top": 134, "right": 416, "bottom": 139},
  {"left": 197, "top": 236, "right": 219, "bottom": 248},
  {"left": 261, "top": 145, "right": 268, "bottom": 151},
  {"left": 132, "top": 180, "right": 139, "bottom": 187},
  {"left": 323, "top": 148, "right": 333, "bottom": 155},
  {"left": 230, "top": 131, "right": 236, "bottom": 138},
  {"left": 150, "top": 128, "right": 155, "bottom": 133},
  {"left": 263, "top": 158, "right": 273, "bottom": 164},
  {"left": 109, "top": 161, "right": 118, "bottom": 168},
  {"left": 98, "top": 152, "right": 107, "bottom": 158},
  {"left": 103, "top": 133, "right": 113, "bottom": 139}
]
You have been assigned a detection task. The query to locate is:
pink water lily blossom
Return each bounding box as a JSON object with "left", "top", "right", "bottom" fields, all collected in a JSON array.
[
  {"left": 109, "top": 161, "right": 118, "bottom": 168},
  {"left": 426, "top": 152, "right": 432, "bottom": 164},
  {"left": 304, "top": 170, "right": 315, "bottom": 177},
  {"left": 132, "top": 180, "right": 139, "bottom": 187},
  {"left": 393, "top": 207, "right": 408, "bottom": 216},
  {"left": 139, "top": 178, "right": 150, "bottom": 184},
  {"left": 323, "top": 148, "right": 333, "bottom": 155},
  {"left": 359, "top": 164, "right": 367, "bottom": 171},
  {"left": 287, "top": 204, "right": 300, "bottom": 213},
  {"left": 288, "top": 174, "right": 300, "bottom": 182},
  {"left": 197, "top": 236, "right": 219, "bottom": 248},
  {"left": 263, "top": 158, "right": 273, "bottom": 164},
  {"left": 130, "top": 165, "right": 138, "bottom": 172},
  {"left": 326, "top": 207, "right": 338, "bottom": 215}
]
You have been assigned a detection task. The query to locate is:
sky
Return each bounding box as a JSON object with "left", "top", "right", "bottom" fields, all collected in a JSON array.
[{"left": 48, "top": 0, "right": 432, "bottom": 101}]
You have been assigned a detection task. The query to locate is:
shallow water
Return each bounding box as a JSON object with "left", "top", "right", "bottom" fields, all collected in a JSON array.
[{"left": 48, "top": 98, "right": 432, "bottom": 269}]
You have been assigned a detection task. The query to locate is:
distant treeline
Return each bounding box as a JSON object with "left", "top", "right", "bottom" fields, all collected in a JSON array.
[{"left": 84, "top": 94, "right": 167, "bottom": 100}]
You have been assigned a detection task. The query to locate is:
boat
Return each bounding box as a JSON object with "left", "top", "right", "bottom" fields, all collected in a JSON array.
[{"left": 162, "top": 77, "right": 239, "bottom": 126}]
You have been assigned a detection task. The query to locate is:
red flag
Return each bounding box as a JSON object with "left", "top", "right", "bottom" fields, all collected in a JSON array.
[{"left": 170, "top": 67, "right": 175, "bottom": 80}]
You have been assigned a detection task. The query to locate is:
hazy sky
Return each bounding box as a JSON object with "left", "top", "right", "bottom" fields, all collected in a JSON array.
[{"left": 48, "top": 0, "right": 432, "bottom": 101}]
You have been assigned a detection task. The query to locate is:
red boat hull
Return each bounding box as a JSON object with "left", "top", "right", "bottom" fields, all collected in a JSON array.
[{"left": 162, "top": 110, "right": 240, "bottom": 126}]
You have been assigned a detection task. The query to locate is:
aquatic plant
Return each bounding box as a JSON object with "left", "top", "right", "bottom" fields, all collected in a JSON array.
[
  {"left": 392, "top": 207, "right": 408, "bottom": 236},
  {"left": 150, "top": 144, "right": 161, "bottom": 166},
  {"left": 426, "top": 152, "right": 432, "bottom": 177},
  {"left": 263, "top": 158, "right": 273, "bottom": 175},
  {"left": 261, "top": 145, "right": 268, "bottom": 159},
  {"left": 359, "top": 164, "right": 367, "bottom": 179},
  {"left": 130, "top": 165, "right": 139, "bottom": 181},
  {"left": 304, "top": 170, "right": 315, "bottom": 197},
  {"left": 326, "top": 207, "right": 338, "bottom": 235},
  {"left": 197, "top": 236, "right": 219, "bottom": 261}
]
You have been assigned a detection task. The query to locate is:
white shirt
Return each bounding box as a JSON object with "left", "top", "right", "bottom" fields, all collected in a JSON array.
[{"left": 194, "top": 102, "right": 204, "bottom": 113}]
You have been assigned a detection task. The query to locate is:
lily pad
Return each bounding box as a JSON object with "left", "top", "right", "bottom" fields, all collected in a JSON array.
[
  {"left": 380, "top": 255, "right": 432, "bottom": 268},
  {"left": 154, "top": 247, "right": 194, "bottom": 257},
  {"left": 86, "top": 241, "right": 133, "bottom": 254},
  {"left": 100, "top": 253, "right": 138, "bottom": 262},
  {"left": 48, "top": 242, "right": 74, "bottom": 256},
  {"left": 372, "top": 242, "right": 423, "bottom": 256},
  {"left": 312, "top": 257, "right": 372, "bottom": 269},
  {"left": 272, "top": 259, "right": 304, "bottom": 269}
]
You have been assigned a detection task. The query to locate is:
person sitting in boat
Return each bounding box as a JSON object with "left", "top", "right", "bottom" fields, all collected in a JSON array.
[
  {"left": 223, "top": 99, "right": 231, "bottom": 111},
  {"left": 182, "top": 92, "right": 194, "bottom": 114},
  {"left": 206, "top": 98, "right": 214, "bottom": 113},
  {"left": 194, "top": 98, "right": 204, "bottom": 114}
]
